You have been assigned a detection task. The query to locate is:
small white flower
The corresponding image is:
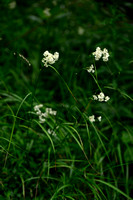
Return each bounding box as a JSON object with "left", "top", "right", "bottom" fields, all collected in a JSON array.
[
  {"left": 93, "top": 95, "right": 98, "bottom": 100},
  {"left": 87, "top": 64, "right": 95, "bottom": 73},
  {"left": 33, "top": 104, "right": 57, "bottom": 123},
  {"left": 39, "top": 113, "right": 46, "bottom": 123},
  {"left": 43, "top": 51, "right": 49, "bottom": 57},
  {"left": 92, "top": 47, "right": 110, "bottom": 62},
  {"left": 36, "top": 104, "right": 43, "bottom": 109},
  {"left": 36, "top": 110, "right": 42, "bottom": 116},
  {"left": 98, "top": 92, "right": 105, "bottom": 98},
  {"left": 53, "top": 52, "right": 59, "bottom": 61},
  {"left": 42, "top": 50, "right": 59, "bottom": 67},
  {"left": 51, "top": 111, "right": 57, "bottom": 115},
  {"left": 102, "top": 48, "right": 109, "bottom": 62},
  {"left": 92, "top": 92, "right": 110, "bottom": 102},
  {"left": 97, "top": 116, "right": 102, "bottom": 121},
  {"left": 92, "top": 47, "right": 103, "bottom": 61},
  {"left": 34, "top": 104, "right": 43, "bottom": 113},
  {"left": 46, "top": 108, "right": 52, "bottom": 113},
  {"left": 89, "top": 115, "right": 95, "bottom": 123},
  {"left": 105, "top": 96, "right": 110, "bottom": 102},
  {"left": 47, "top": 56, "right": 55, "bottom": 64},
  {"left": 48, "top": 129, "right": 52, "bottom": 134},
  {"left": 102, "top": 56, "right": 108, "bottom": 62},
  {"left": 46, "top": 108, "right": 57, "bottom": 116},
  {"left": 43, "top": 8, "right": 51, "bottom": 17},
  {"left": 48, "top": 129, "right": 56, "bottom": 136},
  {"left": 34, "top": 106, "right": 39, "bottom": 112},
  {"left": 98, "top": 92, "right": 105, "bottom": 102}
]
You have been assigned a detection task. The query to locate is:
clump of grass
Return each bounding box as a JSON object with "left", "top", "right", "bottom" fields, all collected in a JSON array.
[
  {"left": 1, "top": 1, "right": 133, "bottom": 199},
  {"left": 1, "top": 44, "right": 133, "bottom": 200}
]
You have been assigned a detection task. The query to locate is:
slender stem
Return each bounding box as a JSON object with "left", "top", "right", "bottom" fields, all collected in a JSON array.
[
  {"left": 91, "top": 73, "right": 103, "bottom": 92},
  {"left": 49, "top": 65, "right": 78, "bottom": 103}
]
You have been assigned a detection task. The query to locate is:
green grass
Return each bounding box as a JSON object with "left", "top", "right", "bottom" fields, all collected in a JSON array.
[{"left": 0, "top": 0, "right": 133, "bottom": 199}]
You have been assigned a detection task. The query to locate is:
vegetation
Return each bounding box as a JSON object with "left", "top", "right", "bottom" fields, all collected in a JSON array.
[{"left": 0, "top": 0, "right": 133, "bottom": 199}]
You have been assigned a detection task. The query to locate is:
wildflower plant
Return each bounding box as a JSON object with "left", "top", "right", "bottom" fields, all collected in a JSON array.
[
  {"left": 34, "top": 104, "right": 57, "bottom": 123},
  {"left": 42, "top": 50, "right": 59, "bottom": 67},
  {"left": 40, "top": 47, "right": 110, "bottom": 127},
  {"left": 92, "top": 47, "right": 110, "bottom": 62},
  {"left": 1, "top": 47, "right": 132, "bottom": 200},
  {"left": 1, "top": 2, "right": 133, "bottom": 199},
  {"left": 83, "top": 47, "right": 111, "bottom": 124},
  {"left": 87, "top": 64, "right": 95, "bottom": 73},
  {"left": 93, "top": 92, "right": 110, "bottom": 102}
]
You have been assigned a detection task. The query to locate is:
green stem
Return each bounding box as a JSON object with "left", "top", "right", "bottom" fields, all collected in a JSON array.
[
  {"left": 91, "top": 73, "right": 102, "bottom": 92},
  {"left": 49, "top": 65, "right": 78, "bottom": 103}
]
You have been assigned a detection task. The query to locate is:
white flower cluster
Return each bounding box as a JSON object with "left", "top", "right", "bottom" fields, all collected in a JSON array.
[
  {"left": 87, "top": 64, "right": 95, "bottom": 73},
  {"left": 43, "top": 8, "right": 51, "bottom": 17},
  {"left": 93, "top": 92, "right": 110, "bottom": 102},
  {"left": 42, "top": 51, "right": 59, "bottom": 67},
  {"left": 92, "top": 47, "right": 109, "bottom": 62},
  {"left": 89, "top": 115, "right": 102, "bottom": 123},
  {"left": 92, "top": 47, "right": 102, "bottom": 61},
  {"left": 47, "top": 129, "right": 56, "bottom": 137},
  {"left": 34, "top": 104, "right": 57, "bottom": 123},
  {"left": 102, "top": 48, "right": 110, "bottom": 62},
  {"left": 34, "top": 104, "right": 43, "bottom": 115}
]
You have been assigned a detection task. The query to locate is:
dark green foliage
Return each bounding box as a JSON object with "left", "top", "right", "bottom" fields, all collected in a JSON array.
[{"left": 0, "top": 0, "right": 133, "bottom": 199}]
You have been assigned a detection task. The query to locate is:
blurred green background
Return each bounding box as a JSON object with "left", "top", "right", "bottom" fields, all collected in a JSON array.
[{"left": 1, "top": 0, "right": 133, "bottom": 101}]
